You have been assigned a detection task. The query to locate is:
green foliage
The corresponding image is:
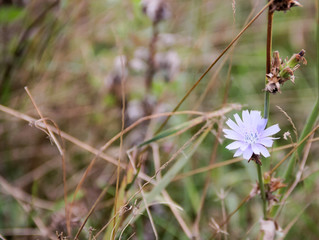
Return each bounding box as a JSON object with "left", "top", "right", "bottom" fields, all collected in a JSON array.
[{"left": 0, "top": 6, "right": 25, "bottom": 24}]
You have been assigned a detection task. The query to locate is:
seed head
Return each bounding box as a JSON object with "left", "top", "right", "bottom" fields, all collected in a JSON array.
[
  {"left": 265, "top": 50, "right": 306, "bottom": 93},
  {"left": 270, "top": 0, "right": 302, "bottom": 12}
]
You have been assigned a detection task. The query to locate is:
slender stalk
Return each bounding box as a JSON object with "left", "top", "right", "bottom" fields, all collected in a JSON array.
[
  {"left": 112, "top": 54, "right": 126, "bottom": 239},
  {"left": 257, "top": 4, "right": 274, "bottom": 220},
  {"left": 264, "top": 8, "right": 273, "bottom": 119},
  {"left": 257, "top": 164, "right": 267, "bottom": 217}
]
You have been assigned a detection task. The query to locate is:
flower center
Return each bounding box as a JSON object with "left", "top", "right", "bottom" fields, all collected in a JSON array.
[{"left": 244, "top": 131, "right": 259, "bottom": 144}]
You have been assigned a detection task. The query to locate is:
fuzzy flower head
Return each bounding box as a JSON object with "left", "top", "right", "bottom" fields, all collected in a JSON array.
[{"left": 223, "top": 110, "right": 280, "bottom": 160}]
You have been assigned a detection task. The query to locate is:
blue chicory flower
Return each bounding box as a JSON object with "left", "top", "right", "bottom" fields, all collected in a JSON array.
[{"left": 223, "top": 110, "right": 280, "bottom": 160}]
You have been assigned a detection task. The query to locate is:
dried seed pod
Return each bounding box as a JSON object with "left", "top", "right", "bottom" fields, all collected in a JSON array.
[
  {"left": 270, "top": 0, "right": 302, "bottom": 12},
  {"left": 265, "top": 51, "right": 282, "bottom": 93},
  {"left": 265, "top": 176, "right": 286, "bottom": 203},
  {"left": 265, "top": 50, "right": 306, "bottom": 93},
  {"left": 248, "top": 173, "right": 286, "bottom": 204},
  {"left": 268, "top": 176, "right": 287, "bottom": 193}
]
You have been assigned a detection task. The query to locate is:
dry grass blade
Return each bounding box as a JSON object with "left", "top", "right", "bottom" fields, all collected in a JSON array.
[
  {"left": 24, "top": 87, "right": 64, "bottom": 155},
  {"left": 151, "top": 144, "right": 193, "bottom": 239},
  {"left": 155, "top": 0, "right": 274, "bottom": 134},
  {"left": 193, "top": 0, "right": 259, "bottom": 111},
  {"left": 173, "top": 142, "right": 299, "bottom": 181},
  {"left": 275, "top": 133, "right": 314, "bottom": 219},
  {"left": 0, "top": 104, "right": 126, "bottom": 168},
  {"left": 174, "top": 158, "right": 243, "bottom": 181},
  {"left": 276, "top": 105, "right": 298, "bottom": 141},
  {"left": 117, "top": 123, "right": 213, "bottom": 236},
  {"left": 24, "top": 87, "right": 70, "bottom": 236},
  {"left": 94, "top": 202, "right": 134, "bottom": 239},
  {"left": 0, "top": 229, "right": 41, "bottom": 238},
  {"left": 139, "top": 182, "right": 158, "bottom": 240},
  {"left": 162, "top": 191, "right": 193, "bottom": 238},
  {"left": 0, "top": 102, "right": 158, "bottom": 210},
  {"left": 211, "top": 194, "right": 251, "bottom": 239},
  {"left": 218, "top": 189, "right": 229, "bottom": 240},
  {"left": 193, "top": 117, "right": 224, "bottom": 236},
  {"left": 138, "top": 104, "right": 241, "bottom": 148},
  {"left": 97, "top": 110, "right": 207, "bottom": 152},
  {"left": 67, "top": 110, "right": 207, "bottom": 204},
  {"left": 112, "top": 39, "right": 127, "bottom": 238},
  {"left": 97, "top": 122, "right": 213, "bottom": 239}
]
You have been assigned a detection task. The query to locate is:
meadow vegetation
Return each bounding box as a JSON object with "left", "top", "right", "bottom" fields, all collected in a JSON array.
[{"left": 0, "top": 0, "right": 318, "bottom": 239}]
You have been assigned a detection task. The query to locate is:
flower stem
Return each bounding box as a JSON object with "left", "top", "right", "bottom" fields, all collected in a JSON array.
[
  {"left": 264, "top": 8, "right": 273, "bottom": 120},
  {"left": 263, "top": 91, "right": 270, "bottom": 119},
  {"left": 257, "top": 164, "right": 267, "bottom": 218},
  {"left": 258, "top": 4, "right": 274, "bottom": 220}
]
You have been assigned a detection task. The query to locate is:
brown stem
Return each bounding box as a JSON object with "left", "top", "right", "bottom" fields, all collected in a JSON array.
[{"left": 266, "top": 9, "right": 274, "bottom": 74}]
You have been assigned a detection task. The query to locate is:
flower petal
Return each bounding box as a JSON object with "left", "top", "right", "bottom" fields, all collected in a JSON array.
[
  {"left": 226, "top": 141, "right": 244, "bottom": 150},
  {"left": 261, "top": 124, "right": 280, "bottom": 137},
  {"left": 257, "top": 118, "right": 268, "bottom": 133},
  {"left": 234, "top": 113, "right": 245, "bottom": 129},
  {"left": 242, "top": 110, "right": 251, "bottom": 126},
  {"left": 226, "top": 118, "right": 243, "bottom": 135},
  {"left": 251, "top": 144, "right": 261, "bottom": 155},
  {"left": 240, "top": 142, "right": 249, "bottom": 151},
  {"left": 223, "top": 129, "right": 243, "bottom": 141},
  {"left": 255, "top": 143, "right": 270, "bottom": 158},
  {"left": 257, "top": 137, "right": 274, "bottom": 147},
  {"left": 234, "top": 148, "right": 243, "bottom": 157},
  {"left": 250, "top": 111, "right": 262, "bottom": 130},
  {"left": 243, "top": 146, "right": 253, "bottom": 160}
]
